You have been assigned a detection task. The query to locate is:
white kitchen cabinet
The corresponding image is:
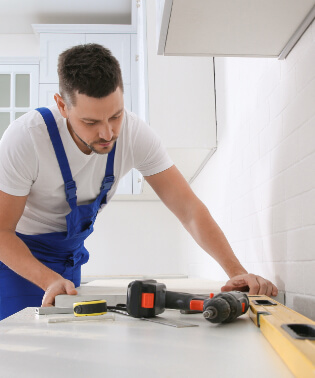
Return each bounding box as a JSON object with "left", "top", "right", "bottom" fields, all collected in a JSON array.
[
  {"left": 85, "top": 34, "right": 131, "bottom": 84},
  {"left": 33, "top": 26, "right": 143, "bottom": 196},
  {"left": 38, "top": 83, "right": 58, "bottom": 107},
  {"left": 39, "top": 34, "right": 86, "bottom": 83}
]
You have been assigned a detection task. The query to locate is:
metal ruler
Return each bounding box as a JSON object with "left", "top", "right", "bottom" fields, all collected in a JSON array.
[{"left": 248, "top": 295, "right": 315, "bottom": 378}]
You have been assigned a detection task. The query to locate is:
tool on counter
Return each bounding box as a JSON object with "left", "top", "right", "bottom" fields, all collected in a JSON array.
[
  {"left": 36, "top": 279, "right": 249, "bottom": 327},
  {"left": 126, "top": 279, "right": 249, "bottom": 324},
  {"left": 48, "top": 314, "right": 115, "bottom": 323},
  {"left": 73, "top": 299, "right": 107, "bottom": 317},
  {"left": 36, "top": 299, "right": 108, "bottom": 316},
  {"left": 37, "top": 300, "right": 115, "bottom": 323},
  {"left": 249, "top": 295, "right": 315, "bottom": 378},
  {"left": 202, "top": 291, "right": 249, "bottom": 323},
  {"left": 36, "top": 307, "right": 73, "bottom": 315}
]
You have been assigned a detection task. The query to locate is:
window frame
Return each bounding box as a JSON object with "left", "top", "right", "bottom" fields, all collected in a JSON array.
[{"left": 0, "top": 64, "right": 39, "bottom": 131}]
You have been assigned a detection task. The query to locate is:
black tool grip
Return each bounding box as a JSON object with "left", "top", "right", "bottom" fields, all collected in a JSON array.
[
  {"left": 126, "top": 280, "right": 166, "bottom": 318},
  {"left": 165, "top": 291, "right": 207, "bottom": 311}
]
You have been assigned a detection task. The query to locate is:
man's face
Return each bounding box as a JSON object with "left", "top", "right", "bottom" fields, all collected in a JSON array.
[{"left": 56, "top": 87, "right": 124, "bottom": 155}]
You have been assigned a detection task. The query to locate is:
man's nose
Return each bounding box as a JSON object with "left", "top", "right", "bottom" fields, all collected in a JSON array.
[{"left": 98, "top": 122, "right": 113, "bottom": 141}]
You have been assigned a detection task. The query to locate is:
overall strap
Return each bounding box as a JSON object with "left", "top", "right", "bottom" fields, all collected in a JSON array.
[
  {"left": 36, "top": 107, "right": 77, "bottom": 209},
  {"left": 100, "top": 142, "right": 116, "bottom": 196}
]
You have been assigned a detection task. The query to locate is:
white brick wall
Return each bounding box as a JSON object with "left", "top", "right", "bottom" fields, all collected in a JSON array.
[{"left": 185, "top": 20, "right": 315, "bottom": 320}]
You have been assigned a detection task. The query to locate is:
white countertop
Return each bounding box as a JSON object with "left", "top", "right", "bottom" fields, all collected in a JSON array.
[
  {"left": 0, "top": 278, "right": 290, "bottom": 377},
  {"left": 0, "top": 308, "right": 292, "bottom": 378}
]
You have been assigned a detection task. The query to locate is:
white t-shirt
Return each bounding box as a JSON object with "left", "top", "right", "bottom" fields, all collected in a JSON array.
[{"left": 0, "top": 105, "right": 173, "bottom": 235}]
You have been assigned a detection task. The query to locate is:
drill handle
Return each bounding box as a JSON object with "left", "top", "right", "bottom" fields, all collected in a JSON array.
[{"left": 165, "top": 291, "right": 207, "bottom": 311}]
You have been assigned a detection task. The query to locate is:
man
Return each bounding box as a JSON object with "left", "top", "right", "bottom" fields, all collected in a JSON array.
[{"left": 0, "top": 44, "right": 277, "bottom": 320}]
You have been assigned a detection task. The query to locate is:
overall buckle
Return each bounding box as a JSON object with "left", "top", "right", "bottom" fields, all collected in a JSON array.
[
  {"left": 65, "top": 181, "right": 77, "bottom": 201},
  {"left": 101, "top": 175, "right": 114, "bottom": 191}
]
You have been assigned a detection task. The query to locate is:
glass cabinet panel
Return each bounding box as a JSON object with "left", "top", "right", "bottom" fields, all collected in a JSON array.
[
  {"left": 15, "top": 74, "right": 30, "bottom": 107},
  {"left": 0, "top": 112, "right": 10, "bottom": 137},
  {"left": 15, "top": 112, "right": 26, "bottom": 120},
  {"left": 0, "top": 74, "right": 11, "bottom": 107},
  {"left": 0, "top": 64, "right": 38, "bottom": 139}
]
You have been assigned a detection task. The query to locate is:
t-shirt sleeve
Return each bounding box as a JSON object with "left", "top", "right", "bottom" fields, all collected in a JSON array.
[
  {"left": 0, "top": 120, "right": 38, "bottom": 196},
  {"left": 130, "top": 115, "right": 173, "bottom": 177}
]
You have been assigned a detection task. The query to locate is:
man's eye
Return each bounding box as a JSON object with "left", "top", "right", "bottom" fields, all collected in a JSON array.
[{"left": 111, "top": 114, "right": 121, "bottom": 120}]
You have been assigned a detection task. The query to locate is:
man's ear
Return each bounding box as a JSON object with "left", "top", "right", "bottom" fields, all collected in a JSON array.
[{"left": 54, "top": 93, "right": 68, "bottom": 118}]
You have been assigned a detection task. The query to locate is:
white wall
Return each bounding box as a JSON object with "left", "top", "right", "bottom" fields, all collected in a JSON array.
[
  {"left": 183, "top": 20, "right": 315, "bottom": 320},
  {"left": 0, "top": 35, "right": 39, "bottom": 57},
  {"left": 82, "top": 200, "right": 185, "bottom": 277}
]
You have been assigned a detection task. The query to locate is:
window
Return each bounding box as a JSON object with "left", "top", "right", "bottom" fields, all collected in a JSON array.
[{"left": 0, "top": 64, "right": 39, "bottom": 138}]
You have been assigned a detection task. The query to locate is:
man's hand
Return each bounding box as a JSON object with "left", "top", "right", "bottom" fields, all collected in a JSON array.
[
  {"left": 42, "top": 277, "right": 78, "bottom": 307},
  {"left": 221, "top": 273, "right": 278, "bottom": 297}
]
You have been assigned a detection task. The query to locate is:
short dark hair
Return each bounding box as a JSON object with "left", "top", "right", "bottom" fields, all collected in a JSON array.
[{"left": 58, "top": 43, "right": 124, "bottom": 106}]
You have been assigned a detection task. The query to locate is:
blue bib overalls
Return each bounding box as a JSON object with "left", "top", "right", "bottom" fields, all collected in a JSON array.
[{"left": 0, "top": 107, "right": 116, "bottom": 320}]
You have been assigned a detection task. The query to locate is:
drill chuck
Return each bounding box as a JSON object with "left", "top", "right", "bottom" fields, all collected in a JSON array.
[
  {"left": 203, "top": 308, "right": 215, "bottom": 319},
  {"left": 202, "top": 291, "right": 249, "bottom": 324},
  {"left": 203, "top": 297, "right": 232, "bottom": 323}
]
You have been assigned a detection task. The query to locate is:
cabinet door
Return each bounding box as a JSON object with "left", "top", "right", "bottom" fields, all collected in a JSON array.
[
  {"left": 85, "top": 34, "right": 131, "bottom": 84},
  {"left": 40, "top": 34, "right": 86, "bottom": 83},
  {"left": 0, "top": 64, "right": 39, "bottom": 138},
  {"left": 39, "top": 83, "right": 59, "bottom": 107}
]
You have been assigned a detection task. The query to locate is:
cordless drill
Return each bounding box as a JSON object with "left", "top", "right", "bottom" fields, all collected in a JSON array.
[{"left": 126, "top": 279, "right": 249, "bottom": 324}]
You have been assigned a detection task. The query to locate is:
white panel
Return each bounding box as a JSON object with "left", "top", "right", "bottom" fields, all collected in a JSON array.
[
  {"left": 132, "top": 169, "right": 143, "bottom": 194},
  {"left": 40, "top": 33, "right": 86, "bottom": 83},
  {"left": 115, "top": 171, "right": 133, "bottom": 195},
  {"left": 163, "top": 0, "right": 315, "bottom": 57},
  {"left": 136, "top": 1, "right": 149, "bottom": 122},
  {"left": 146, "top": 1, "right": 216, "bottom": 150},
  {"left": 130, "top": 34, "right": 138, "bottom": 114},
  {"left": 39, "top": 83, "right": 59, "bottom": 107},
  {"left": 85, "top": 34, "right": 131, "bottom": 84},
  {"left": 123, "top": 84, "right": 131, "bottom": 111},
  {"left": 116, "top": 86, "right": 133, "bottom": 194}
]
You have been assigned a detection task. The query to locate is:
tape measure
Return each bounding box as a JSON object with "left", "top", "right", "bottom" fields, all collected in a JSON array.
[
  {"left": 73, "top": 300, "right": 107, "bottom": 317},
  {"left": 249, "top": 295, "right": 315, "bottom": 378}
]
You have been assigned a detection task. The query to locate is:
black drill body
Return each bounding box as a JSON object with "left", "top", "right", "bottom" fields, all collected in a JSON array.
[
  {"left": 126, "top": 280, "right": 249, "bottom": 324},
  {"left": 164, "top": 290, "right": 209, "bottom": 310}
]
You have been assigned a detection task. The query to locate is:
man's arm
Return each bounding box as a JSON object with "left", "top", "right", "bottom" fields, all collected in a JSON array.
[
  {"left": 0, "top": 190, "right": 77, "bottom": 306},
  {"left": 145, "top": 165, "right": 278, "bottom": 296}
]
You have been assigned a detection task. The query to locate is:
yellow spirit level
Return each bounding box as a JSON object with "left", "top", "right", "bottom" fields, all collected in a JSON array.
[
  {"left": 73, "top": 300, "right": 107, "bottom": 317},
  {"left": 249, "top": 295, "right": 315, "bottom": 378}
]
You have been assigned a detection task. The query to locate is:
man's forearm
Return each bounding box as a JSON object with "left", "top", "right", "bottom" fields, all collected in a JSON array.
[
  {"left": 182, "top": 201, "right": 247, "bottom": 279},
  {"left": 0, "top": 231, "right": 61, "bottom": 290}
]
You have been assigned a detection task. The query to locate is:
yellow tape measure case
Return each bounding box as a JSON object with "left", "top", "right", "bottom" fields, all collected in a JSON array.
[{"left": 73, "top": 300, "right": 107, "bottom": 317}]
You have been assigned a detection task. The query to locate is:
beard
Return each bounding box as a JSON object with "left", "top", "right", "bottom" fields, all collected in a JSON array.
[
  {"left": 88, "top": 138, "right": 117, "bottom": 154},
  {"left": 68, "top": 119, "right": 117, "bottom": 155}
]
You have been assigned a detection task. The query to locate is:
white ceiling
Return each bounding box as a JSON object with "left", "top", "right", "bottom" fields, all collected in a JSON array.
[{"left": 0, "top": 0, "right": 132, "bottom": 34}]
